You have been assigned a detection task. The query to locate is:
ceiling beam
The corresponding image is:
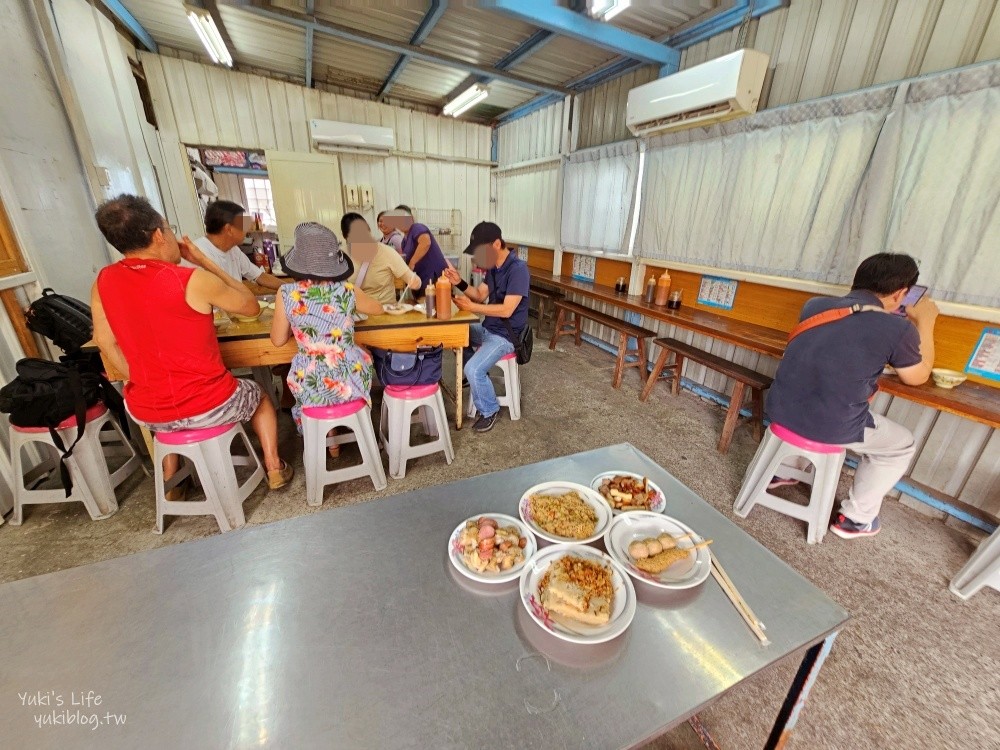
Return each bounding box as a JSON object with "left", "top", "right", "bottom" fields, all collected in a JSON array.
[
  {"left": 378, "top": 0, "right": 448, "bottom": 100},
  {"left": 97, "top": 0, "right": 158, "bottom": 53},
  {"left": 304, "top": 0, "right": 314, "bottom": 87},
  {"left": 225, "top": 1, "right": 568, "bottom": 96},
  {"left": 481, "top": 0, "right": 679, "bottom": 67}
]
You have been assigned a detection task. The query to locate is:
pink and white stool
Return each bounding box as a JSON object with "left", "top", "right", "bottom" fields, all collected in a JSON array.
[
  {"left": 302, "top": 400, "right": 387, "bottom": 506},
  {"left": 379, "top": 384, "right": 454, "bottom": 479},
  {"left": 733, "top": 423, "right": 847, "bottom": 544},
  {"left": 467, "top": 351, "right": 522, "bottom": 422},
  {"left": 9, "top": 403, "right": 141, "bottom": 525},
  {"left": 153, "top": 423, "right": 264, "bottom": 534}
]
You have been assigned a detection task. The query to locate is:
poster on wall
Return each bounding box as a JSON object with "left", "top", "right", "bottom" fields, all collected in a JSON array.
[
  {"left": 572, "top": 254, "right": 596, "bottom": 282},
  {"left": 697, "top": 275, "right": 739, "bottom": 310},
  {"left": 966, "top": 328, "right": 1000, "bottom": 382},
  {"left": 201, "top": 149, "right": 267, "bottom": 170}
]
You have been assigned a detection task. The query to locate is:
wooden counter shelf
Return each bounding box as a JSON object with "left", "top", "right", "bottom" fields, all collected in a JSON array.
[{"left": 530, "top": 271, "right": 1000, "bottom": 431}]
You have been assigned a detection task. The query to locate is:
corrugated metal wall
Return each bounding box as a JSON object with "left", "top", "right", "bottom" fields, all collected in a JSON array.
[
  {"left": 496, "top": 100, "right": 565, "bottom": 166},
  {"left": 140, "top": 54, "right": 492, "bottom": 239},
  {"left": 575, "top": 0, "right": 1000, "bottom": 149}
]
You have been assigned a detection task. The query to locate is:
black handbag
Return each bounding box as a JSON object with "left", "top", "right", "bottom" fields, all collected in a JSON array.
[
  {"left": 504, "top": 319, "right": 533, "bottom": 365},
  {"left": 374, "top": 345, "right": 444, "bottom": 386}
]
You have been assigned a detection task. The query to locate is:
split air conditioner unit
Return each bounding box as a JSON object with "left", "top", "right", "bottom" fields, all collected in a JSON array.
[
  {"left": 310, "top": 119, "right": 395, "bottom": 157},
  {"left": 626, "top": 49, "right": 770, "bottom": 138}
]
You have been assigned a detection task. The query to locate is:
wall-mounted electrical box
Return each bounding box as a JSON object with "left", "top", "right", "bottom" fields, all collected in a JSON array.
[
  {"left": 359, "top": 184, "right": 374, "bottom": 207},
  {"left": 344, "top": 184, "right": 360, "bottom": 206}
]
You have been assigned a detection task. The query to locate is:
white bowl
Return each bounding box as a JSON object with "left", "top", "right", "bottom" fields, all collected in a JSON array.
[
  {"left": 931, "top": 368, "right": 967, "bottom": 389},
  {"left": 590, "top": 471, "right": 666, "bottom": 514},
  {"left": 447, "top": 514, "right": 537, "bottom": 584},
  {"left": 518, "top": 481, "right": 612, "bottom": 545}
]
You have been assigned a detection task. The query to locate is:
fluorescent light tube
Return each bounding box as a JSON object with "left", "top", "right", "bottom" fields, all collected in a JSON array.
[
  {"left": 443, "top": 84, "right": 489, "bottom": 117},
  {"left": 187, "top": 8, "right": 233, "bottom": 67},
  {"left": 589, "top": 0, "right": 630, "bottom": 21}
]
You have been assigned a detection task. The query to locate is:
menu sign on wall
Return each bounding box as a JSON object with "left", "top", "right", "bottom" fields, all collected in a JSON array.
[{"left": 966, "top": 328, "right": 1000, "bottom": 382}]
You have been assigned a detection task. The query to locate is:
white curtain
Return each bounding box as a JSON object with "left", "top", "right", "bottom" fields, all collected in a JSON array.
[
  {"left": 636, "top": 89, "right": 892, "bottom": 281},
  {"left": 635, "top": 60, "right": 1000, "bottom": 308},
  {"left": 561, "top": 140, "right": 638, "bottom": 254},
  {"left": 494, "top": 163, "right": 560, "bottom": 247},
  {"left": 871, "top": 76, "right": 1000, "bottom": 307}
]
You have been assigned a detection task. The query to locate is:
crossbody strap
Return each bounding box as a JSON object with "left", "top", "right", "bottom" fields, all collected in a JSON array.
[{"left": 787, "top": 303, "right": 885, "bottom": 342}]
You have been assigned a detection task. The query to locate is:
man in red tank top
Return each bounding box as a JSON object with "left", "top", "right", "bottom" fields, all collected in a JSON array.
[{"left": 91, "top": 195, "right": 293, "bottom": 491}]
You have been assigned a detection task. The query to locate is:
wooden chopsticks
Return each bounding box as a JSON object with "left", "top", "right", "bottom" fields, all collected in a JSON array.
[{"left": 711, "top": 554, "right": 770, "bottom": 645}]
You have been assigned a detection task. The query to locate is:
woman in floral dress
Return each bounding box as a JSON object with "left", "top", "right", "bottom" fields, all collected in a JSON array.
[{"left": 270, "top": 223, "right": 384, "bottom": 436}]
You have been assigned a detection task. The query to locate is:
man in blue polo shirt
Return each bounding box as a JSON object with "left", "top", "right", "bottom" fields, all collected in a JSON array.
[
  {"left": 447, "top": 222, "right": 530, "bottom": 433},
  {"left": 766, "top": 253, "right": 939, "bottom": 539}
]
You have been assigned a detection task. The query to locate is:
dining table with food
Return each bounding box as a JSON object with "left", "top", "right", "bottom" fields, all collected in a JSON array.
[{"left": 0, "top": 443, "right": 848, "bottom": 749}]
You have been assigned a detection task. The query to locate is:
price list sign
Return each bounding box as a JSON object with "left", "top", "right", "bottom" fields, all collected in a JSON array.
[{"left": 966, "top": 328, "right": 1000, "bottom": 382}]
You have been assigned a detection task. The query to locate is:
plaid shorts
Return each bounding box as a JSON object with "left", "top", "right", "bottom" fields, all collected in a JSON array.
[{"left": 132, "top": 378, "right": 263, "bottom": 432}]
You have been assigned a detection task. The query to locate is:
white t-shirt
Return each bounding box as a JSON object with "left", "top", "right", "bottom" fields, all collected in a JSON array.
[{"left": 186, "top": 236, "right": 263, "bottom": 282}]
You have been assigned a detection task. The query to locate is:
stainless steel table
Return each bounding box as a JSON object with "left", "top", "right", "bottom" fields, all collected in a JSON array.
[{"left": 0, "top": 444, "right": 847, "bottom": 750}]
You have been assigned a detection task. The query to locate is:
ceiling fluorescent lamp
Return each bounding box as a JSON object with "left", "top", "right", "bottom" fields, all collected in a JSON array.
[
  {"left": 588, "top": 0, "right": 631, "bottom": 21},
  {"left": 443, "top": 84, "right": 489, "bottom": 117},
  {"left": 187, "top": 8, "right": 233, "bottom": 67}
]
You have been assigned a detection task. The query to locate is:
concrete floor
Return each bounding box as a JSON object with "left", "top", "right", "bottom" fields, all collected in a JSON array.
[{"left": 1, "top": 340, "right": 998, "bottom": 749}]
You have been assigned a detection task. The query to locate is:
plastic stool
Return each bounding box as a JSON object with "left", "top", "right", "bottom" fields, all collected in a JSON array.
[
  {"left": 950, "top": 526, "right": 1000, "bottom": 600},
  {"left": 379, "top": 384, "right": 454, "bottom": 479},
  {"left": 733, "top": 423, "right": 846, "bottom": 544},
  {"left": 303, "top": 400, "right": 387, "bottom": 506},
  {"left": 467, "top": 352, "right": 522, "bottom": 421},
  {"left": 153, "top": 423, "right": 264, "bottom": 533},
  {"left": 10, "top": 403, "right": 141, "bottom": 525}
]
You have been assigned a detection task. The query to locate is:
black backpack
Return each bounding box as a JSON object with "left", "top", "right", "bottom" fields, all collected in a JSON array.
[
  {"left": 24, "top": 288, "right": 93, "bottom": 355},
  {"left": 0, "top": 357, "right": 128, "bottom": 496}
]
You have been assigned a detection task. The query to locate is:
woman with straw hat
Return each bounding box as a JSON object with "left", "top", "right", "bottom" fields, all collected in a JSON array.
[{"left": 270, "top": 223, "right": 384, "bottom": 440}]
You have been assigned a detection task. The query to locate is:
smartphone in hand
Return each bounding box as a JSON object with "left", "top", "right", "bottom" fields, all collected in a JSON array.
[{"left": 895, "top": 284, "right": 927, "bottom": 316}]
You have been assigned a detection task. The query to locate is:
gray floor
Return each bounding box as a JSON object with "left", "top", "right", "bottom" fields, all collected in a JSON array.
[{"left": 2, "top": 341, "right": 998, "bottom": 750}]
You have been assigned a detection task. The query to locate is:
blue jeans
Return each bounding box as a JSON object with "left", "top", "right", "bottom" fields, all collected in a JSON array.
[{"left": 464, "top": 324, "right": 514, "bottom": 418}]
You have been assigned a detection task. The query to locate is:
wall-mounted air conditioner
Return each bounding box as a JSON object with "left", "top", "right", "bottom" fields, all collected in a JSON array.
[
  {"left": 310, "top": 119, "right": 395, "bottom": 157},
  {"left": 626, "top": 49, "right": 769, "bottom": 137}
]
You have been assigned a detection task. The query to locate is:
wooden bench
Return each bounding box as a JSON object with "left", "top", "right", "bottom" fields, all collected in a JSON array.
[
  {"left": 549, "top": 299, "right": 656, "bottom": 389},
  {"left": 640, "top": 337, "right": 774, "bottom": 454},
  {"left": 529, "top": 285, "right": 563, "bottom": 335}
]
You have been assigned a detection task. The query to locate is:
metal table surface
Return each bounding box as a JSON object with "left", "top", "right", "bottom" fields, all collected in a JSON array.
[{"left": 0, "top": 444, "right": 848, "bottom": 750}]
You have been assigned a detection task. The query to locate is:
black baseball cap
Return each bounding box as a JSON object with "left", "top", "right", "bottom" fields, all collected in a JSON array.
[{"left": 463, "top": 221, "right": 505, "bottom": 254}]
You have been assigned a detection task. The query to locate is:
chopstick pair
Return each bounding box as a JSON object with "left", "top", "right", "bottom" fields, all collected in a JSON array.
[{"left": 711, "top": 554, "right": 770, "bottom": 645}]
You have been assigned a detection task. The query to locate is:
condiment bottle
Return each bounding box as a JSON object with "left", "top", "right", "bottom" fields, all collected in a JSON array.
[
  {"left": 435, "top": 273, "right": 452, "bottom": 321},
  {"left": 653, "top": 269, "right": 672, "bottom": 306},
  {"left": 253, "top": 246, "right": 270, "bottom": 272},
  {"left": 425, "top": 280, "right": 436, "bottom": 318},
  {"left": 644, "top": 275, "right": 657, "bottom": 304},
  {"left": 667, "top": 290, "right": 683, "bottom": 310},
  {"left": 614, "top": 276, "right": 625, "bottom": 294}
]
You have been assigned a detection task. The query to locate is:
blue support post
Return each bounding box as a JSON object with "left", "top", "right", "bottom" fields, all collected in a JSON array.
[{"left": 98, "top": 0, "right": 158, "bottom": 53}]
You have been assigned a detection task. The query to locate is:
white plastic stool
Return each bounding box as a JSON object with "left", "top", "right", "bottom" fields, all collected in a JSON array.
[
  {"left": 734, "top": 423, "right": 846, "bottom": 544},
  {"left": 950, "top": 525, "right": 1000, "bottom": 600},
  {"left": 303, "top": 400, "right": 387, "bottom": 506},
  {"left": 153, "top": 422, "right": 264, "bottom": 533},
  {"left": 467, "top": 351, "right": 522, "bottom": 421},
  {"left": 10, "top": 402, "right": 141, "bottom": 525},
  {"left": 379, "top": 384, "right": 454, "bottom": 479}
]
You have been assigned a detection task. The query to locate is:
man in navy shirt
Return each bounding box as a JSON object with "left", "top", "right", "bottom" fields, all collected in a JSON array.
[
  {"left": 447, "top": 222, "right": 530, "bottom": 433},
  {"left": 766, "top": 253, "right": 939, "bottom": 539},
  {"left": 393, "top": 205, "right": 449, "bottom": 290}
]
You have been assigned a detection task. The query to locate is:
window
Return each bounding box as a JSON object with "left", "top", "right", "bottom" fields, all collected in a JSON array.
[{"left": 242, "top": 177, "right": 276, "bottom": 228}]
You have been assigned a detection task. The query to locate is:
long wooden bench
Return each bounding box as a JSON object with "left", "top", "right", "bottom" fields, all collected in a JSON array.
[
  {"left": 641, "top": 337, "right": 774, "bottom": 454},
  {"left": 529, "top": 285, "right": 563, "bottom": 335},
  {"left": 549, "top": 299, "right": 656, "bottom": 389}
]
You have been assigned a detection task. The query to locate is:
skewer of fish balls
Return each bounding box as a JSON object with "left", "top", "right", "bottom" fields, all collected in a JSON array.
[{"left": 629, "top": 533, "right": 695, "bottom": 560}]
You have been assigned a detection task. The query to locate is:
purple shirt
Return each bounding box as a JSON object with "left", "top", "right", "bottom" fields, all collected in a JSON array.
[{"left": 401, "top": 223, "right": 448, "bottom": 289}]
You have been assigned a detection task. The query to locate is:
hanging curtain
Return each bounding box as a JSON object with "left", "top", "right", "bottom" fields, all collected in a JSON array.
[
  {"left": 494, "top": 163, "right": 561, "bottom": 247},
  {"left": 561, "top": 140, "right": 639, "bottom": 254},
  {"left": 635, "top": 88, "right": 893, "bottom": 281},
  {"left": 867, "top": 69, "right": 1000, "bottom": 307}
]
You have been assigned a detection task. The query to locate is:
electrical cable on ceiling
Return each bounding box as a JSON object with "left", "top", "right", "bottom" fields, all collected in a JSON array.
[{"left": 737, "top": 0, "right": 755, "bottom": 49}]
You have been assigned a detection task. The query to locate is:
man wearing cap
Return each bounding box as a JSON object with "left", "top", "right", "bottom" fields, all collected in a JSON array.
[{"left": 447, "top": 222, "right": 530, "bottom": 433}]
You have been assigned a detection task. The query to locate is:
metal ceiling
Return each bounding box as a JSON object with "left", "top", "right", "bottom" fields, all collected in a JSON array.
[{"left": 113, "top": 0, "right": 724, "bottom": 123}]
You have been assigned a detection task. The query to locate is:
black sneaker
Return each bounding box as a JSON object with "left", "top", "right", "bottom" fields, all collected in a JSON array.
[
  {"left": 473, "top": 411, "right": 500, "bottom": 433},
  {"left": 462, "top": 377, "right": 470, "bottom": 388}
]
